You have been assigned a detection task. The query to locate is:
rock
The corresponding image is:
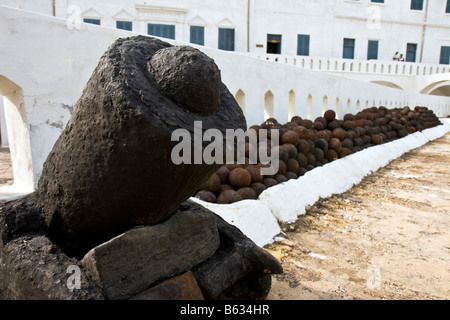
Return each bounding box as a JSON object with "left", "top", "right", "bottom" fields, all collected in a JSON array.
[
  {"left": 0, "top": 235, "right": 102, "bottom": 300},
  {"left": 192, "top": 212, "right": 282, "bottom": 300},
  {"left": 130, "top": 271, "right": 204, "bottom": 300},
  {"left": 81, "top": 208, "right": 220, "bottom": 300},
  {"left": 32, "top": 35, "right": 246, "bottom": 256}
]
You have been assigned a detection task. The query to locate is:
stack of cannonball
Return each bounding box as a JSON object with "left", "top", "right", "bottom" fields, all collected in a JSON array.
[{"left": 195, "top": 106, "right": 441, "bottom": 204}]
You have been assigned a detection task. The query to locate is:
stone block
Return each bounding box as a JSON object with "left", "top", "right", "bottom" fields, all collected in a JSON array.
[
  {"left": 130, "top": 271, "right": 204, "bottom": 300},
  {"left": 81, "top": 209, "right": 220, "bottom": 300}
]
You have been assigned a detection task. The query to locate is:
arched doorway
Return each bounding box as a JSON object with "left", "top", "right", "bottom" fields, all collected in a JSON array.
[{"left": 0, "top": 75, "right": 34, "bottom": 191}]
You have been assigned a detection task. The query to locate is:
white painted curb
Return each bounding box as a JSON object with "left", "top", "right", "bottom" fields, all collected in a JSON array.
[{"left": 191, "top": 121, "right": 450, "bottom": 247}]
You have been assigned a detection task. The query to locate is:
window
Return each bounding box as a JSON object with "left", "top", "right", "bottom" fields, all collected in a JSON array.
[
  {"left": 267, "top": 34, "right": 282, "bottom": 54},
  {"left": 371, "top": 0, "right": 384, "bottom": 3},
  {"left": 190, "top": 26, "right": 205, "bottom": 46},
  {"left": 440, "top": 46, "right": 450, "bottom": 65},
  {"left": 406, "top": 43, "right": 417, "bottom": 62},
  {"left": 297, "top": 34, "right": 310, "bottom": 56},
  {"left": 218, "top": 28, "right": 235, "bottom": 51},
  {"left": 446, "top": 0, "right": 450, "bottom": 13},
  {"left": 411, "top": 0, "right": 424, "bottom": 10},
  {"left": 148, "top": 23, "right": 175, "bottom": 40},
  {"left": 367, "top": 40, "right": 379, "bottom": 60},
  {"left": 116, "top": 21, "right": 132, "bottom": 31},
  {"left": 83, "top": 18, "right": 100, "bottom": 25},
  {"left": 343, "top": 38, "right": 355, "bottom": 59}
]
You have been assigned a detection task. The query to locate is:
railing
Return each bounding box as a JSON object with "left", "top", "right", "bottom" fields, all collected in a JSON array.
[{"left": 254, "top": 54, "right": 450, "bottom": 77}]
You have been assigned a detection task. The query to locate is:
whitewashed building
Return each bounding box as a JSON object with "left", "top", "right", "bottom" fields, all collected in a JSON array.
[
  {"left": 0, "top": 1, "right": 449, "bottom": 194},
  {"left": 2, "top": 0, "right": 450, "bottom": 65}
]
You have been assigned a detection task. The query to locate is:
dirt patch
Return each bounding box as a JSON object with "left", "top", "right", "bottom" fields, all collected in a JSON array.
[{"left": 267, "top": 133, "right": 450, "bottom": 300}]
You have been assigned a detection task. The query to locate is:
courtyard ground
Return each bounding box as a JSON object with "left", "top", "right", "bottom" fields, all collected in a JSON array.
[{"left": 267, "top": 133, "right": 449, "bottom": 300}]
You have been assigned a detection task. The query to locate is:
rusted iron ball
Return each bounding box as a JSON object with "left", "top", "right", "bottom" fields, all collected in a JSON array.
[
  {"left": 291, "top": 116, "right": 303, "bottom": 125},
  {"left": 307, "top": 153, "right": 316, "bottom": 166},
  {"left": 371, "top": 134, "right": 383, "bottom": 145},
  {"left": 199, "top": 173, "right": 221, "bottom": 193},
  {"left": 298, "top": 167, "right": 308, "bottom": 176},
  {"left": 329, "top": 138, "right": 342, "bottom": 153},
  {"left": 286, "top": 171, "right": 299, "bottom": 180},
  {"left": 263, "top": 178, "right": 279, "bottom": 188},
  {"left": 327, "top": 119, "right": 341, "bottom": 131},
  {"left": 219, "top": 184, "right": 234, "bottom": 194},
  {"left": 324, "top": 110, "right": 336, "bottom": 122},
  {"left": 275, "top": 145, "right": 289, "bottom": 163},
  {"left": 313, "top": 148, "right": 325, "bottom": 163},
  {"left": 325, "top": 149, "right": 338, "bottom": 162},
  {"left": 342, "top": 138, "right": 354, "bottom": 150},
  {"left": 297, "top": 139, "right": 311, "bottom": 156},
  {"left": 293, "top": 126, "right": 309, "bottom": 139},
  {"left": 217, "top": 190, "right": 243, "bottom": 204},
  {"left": 317, "top": 130, "right": 332, "bottom": 142},
  {"left": 275, "top": 174, "right": 288, "bottom": 184},
  {"left": 299, "top": 119, "right": 313, "bottom": 129},
  {"left": 215, "top": 166, "right": 230, "bottom": 184},
  {"left": 316, "top": 138, "right": 329, "bottom": 152},
  {"left": 283, "top": 143, "right": 298, "bottom": 159},
  {"left": 296, "top": 153, "right": 308, "bottom": 168},
  {"left": 246, "top": 165, "right": 264, "bottom": 184},
  {"left": 332, "top": 128, "right": 346, "bottom": 141},
  {"left": 277, "top": 160, "right": 287, "bottom": 176},
  {"left": 286, "top": 158, "right": 300, "bottom": 175},
  {"left": 343, "top": 121, "right": 356, "bottom": 131},
  {"left": 228, "top": 168, "right": 252, "bottom": 189},
  {"left": 251, "top": 182, "right": 267, "bottom": 196},
  {"left": 339, "top": 147, "right": 352, "bottom": 158},
  {"left": 343, "top": 114, "right": 355, "bottom": 121},
  {"left": 236, "top": 187, "right": 258, "bottom": 200},
  {"left": 195, "top": 190, "right": 217, "bottom": 203}
]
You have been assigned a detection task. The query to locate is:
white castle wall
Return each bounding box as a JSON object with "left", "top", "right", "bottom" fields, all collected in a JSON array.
[{"left": 0, "top": 5, "right": 449, "bottom": 196}]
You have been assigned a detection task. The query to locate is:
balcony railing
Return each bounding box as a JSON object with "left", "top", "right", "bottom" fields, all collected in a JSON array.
[{"left": 253, "top": 54, "right": 450, "bottom": 77}]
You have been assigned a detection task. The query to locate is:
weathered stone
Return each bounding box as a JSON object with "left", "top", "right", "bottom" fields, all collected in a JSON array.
[
  {"left": 81, "top": 209, "right": 220, "bottom": 300},
  {"left": 0, "top": 236, "right": 103, "bottom": 300},
  {"left": 33, "top": 35, "right": 246, "bottom": 256},
  {"left": 130, "top": 271, "right": 204, "bottom": 300},
  {"left": 192, "top": 207, "right": 283, "bottom": 300}
]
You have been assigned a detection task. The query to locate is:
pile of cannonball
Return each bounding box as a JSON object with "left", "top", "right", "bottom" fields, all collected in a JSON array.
[{"left": 195, "top": 106, "right": 441, "bottom": 204}]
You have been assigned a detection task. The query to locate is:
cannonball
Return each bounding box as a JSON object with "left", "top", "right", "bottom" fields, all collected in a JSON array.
[
  {"left": 275, "top": 174, "right": 288, "bottom": 183},
  {"left": 286, "top": 158, "right": 300, "bottom": 175},
  {"left": 219, "top": 184, "right": 233, "bottom": 194},
  {"left": 297, "top": 139, "right": 311, "bottom": 156},
  {"left": 217, "top": 190, "right": 243, "bottom": 204},
  {"left": 246, "top": 165, "right": 264, "bottom": 184},
  {"left": 293, "top": 126, "right": 309, "bottom": 139},
  {"left": 215, "top": 166, "right": 230, "bottom": 184},
  {"left": 283, "top": 143, "right": 298, "bottom": 159},
  {"left": 228, "top": 168, "right": 252, "bottom": 189},
  {"left": 327, "top": 120, "right": 341, "bottom": 131},
  {"left": 371, "top": 134, "right": 383, "bottom": 145},
  {"left": 316, "top": 138, "right": 329, "bottom": 152},
  {"left": 317, "top": 130, "right": 332, "bottom": 142},
  {"left": 236, "top": 187, "right": 258, "bottom": 200},
  {"left": 195, "top": 190, "right": 217, "bottom": 203},
  {"left": 296, "top": 153, "right": 308, "bottom": 168},
  {"left": 325, "top": 149, "right": 338, "bottom": 162},
  {"left": 263, "top": 178, "right": 279, "bottom": 188},
  {"left": 199, "top": 173, "right": 221, "bottom": 193},
  {"left": 329, "top": 138, "right": 342, "bottom": 153},
  {"left": 299, "top": 119, "right": 313, "bottom": 129},
  {"left": 251, "top": 182, "right": 267, "bottom": 196},
  {"left": 286, "top": 171, "right": 298, "bottom": 180},
  {"left": 298, "top": 167, "right": 308, "bottom": 176},
  {"left": 324, "top": 110, "right": 336, "bottom": 122},
  {"left": 339, "top": 148, "right": 352, "bottom": 158},
  {"left": 332, "top": 128, "right": 346, "bottom": 141}
]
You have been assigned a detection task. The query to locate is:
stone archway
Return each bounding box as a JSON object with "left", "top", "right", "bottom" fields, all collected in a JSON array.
[{"left": 0, "top": 75, "right": 34, "bottom": 191}]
